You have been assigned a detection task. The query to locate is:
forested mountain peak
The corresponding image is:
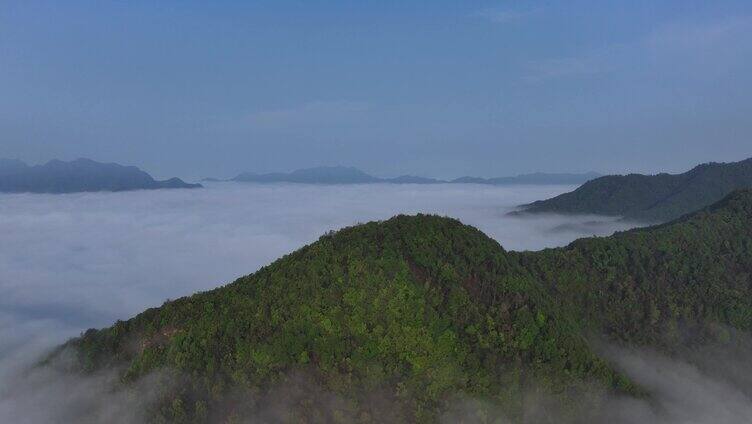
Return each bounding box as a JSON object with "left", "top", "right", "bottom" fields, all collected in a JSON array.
[{"left": 51, "top": 191, "right": 752, "bottom": 422}]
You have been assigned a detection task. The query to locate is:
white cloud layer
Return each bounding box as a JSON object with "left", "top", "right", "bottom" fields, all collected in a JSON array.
[
  {"left": 0, "top": 183, "right": 644, "bottom": 420},
  {"left": 0, "top": 183, "right": 750, "bottom": 422}
]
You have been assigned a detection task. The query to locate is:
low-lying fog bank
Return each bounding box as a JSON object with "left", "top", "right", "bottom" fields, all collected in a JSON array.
[{"left": 0, "top": 183, "right": 649, "bottom": 421}]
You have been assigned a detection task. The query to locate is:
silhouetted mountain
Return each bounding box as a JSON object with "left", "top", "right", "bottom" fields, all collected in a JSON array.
[
  {"left": 0, "top": 158, "right": 28, "bottom": 176},
  {"left": 450, "top": 176, "right": 487, "bottom": 184},
  {"left": 227, "top": 166, "right": 599, "bottom": 186},
  {"left": 233, "top": 166, "right": 380, "bottom": 184},
  {"left": 518, "top": 157, "right": 752, "bottom": 222},
  {"left": 0, "top": 158, "right": 201, "bottom": 193},
  {"left": 52, "top": 190, "right": 752, "bottom": 422},
  {"left": 452, "top": 171, "right": 601, "bottom": 185},
  {"left": 385, "top": 175, "right": 443, "bottom": 184}
]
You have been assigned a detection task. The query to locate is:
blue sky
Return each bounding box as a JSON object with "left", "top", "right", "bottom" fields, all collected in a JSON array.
[{"left": 1, "top": 0, "right": 751, "bottom": 179}]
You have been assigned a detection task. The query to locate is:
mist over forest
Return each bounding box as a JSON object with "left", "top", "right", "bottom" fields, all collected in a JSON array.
[
  {"left": 0, "top": 183, "right": 637, "bottom": 419},
  {"left": 1, "top": 183, "right": 751, "bottom": 423}
]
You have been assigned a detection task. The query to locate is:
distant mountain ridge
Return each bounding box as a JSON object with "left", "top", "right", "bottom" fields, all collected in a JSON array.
[
  {"left": 234, "top": 166, "right": 381, "bottom": 184},
  {"left": 0, "top": 158, "right": 28, "bottom": 176},
  {"left": 220, "top": 165, "right": 599, "bottom": 185},
  {"left": 518, "top": 157, "right": 752, "bottom": 222},
  {"left": 452, "top": 171, "right": 602, "bottom": 185},
  {"left": 0, "top": 158, "right": 201, "bottom": 193}
]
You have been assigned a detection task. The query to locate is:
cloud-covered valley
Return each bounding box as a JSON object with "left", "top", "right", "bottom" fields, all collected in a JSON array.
[
  {"left": 9, "top": 182, "right": 741, "bottom": 423},
  {"left": 0, "top": 183, "right": 633, "bottom": 340}
]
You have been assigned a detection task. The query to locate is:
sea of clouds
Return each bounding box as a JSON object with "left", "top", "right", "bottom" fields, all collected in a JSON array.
[
  {"left": 0, "top": 182, "right": 632, "bottom": 358},
  {"left": 2, "top": 182, "right": 749, "bottom": 423}
]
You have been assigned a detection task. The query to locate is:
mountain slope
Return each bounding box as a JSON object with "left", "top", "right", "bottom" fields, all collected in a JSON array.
[
  {"left": 0, "top": 158, "right": 201, "bottom": 193},
  {"left": 517, "top": 189, "right": 752, "bottom": 348},
  {"left": 518, "top": 158, "right": 752, "bottom": 222},
  {"left": 62, "top": 215, "right": 622, "bottom": 422},
  {"left": 53, "top": 191, "right": 752, "bottom": 422}
]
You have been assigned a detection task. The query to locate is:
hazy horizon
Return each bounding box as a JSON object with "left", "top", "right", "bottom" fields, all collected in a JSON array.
[
  {"left": 4, "top": 155, "right": 750, "bottom": 182},
  {"left": 2, "top": 156, "right": 610, "bottom": 181}
]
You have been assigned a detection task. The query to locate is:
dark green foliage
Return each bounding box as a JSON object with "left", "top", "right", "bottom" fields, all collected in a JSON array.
[
  {"left": 518, "top": 189, "right": 752, "bottom": 348},
  {"left": 519, "top": 157, "right": 752, "bottom": 222},
  {"left": 59, "top": 190, "right": 752, "bottom": 422}
]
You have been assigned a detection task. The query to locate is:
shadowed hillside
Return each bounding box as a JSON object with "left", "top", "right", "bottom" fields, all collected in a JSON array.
[{"left": 517, "top": 158, "right": 752, "bottom": 222}]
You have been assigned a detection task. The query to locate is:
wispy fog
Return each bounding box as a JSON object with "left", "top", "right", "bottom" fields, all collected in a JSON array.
[
  {"left": 0, "top": 183, "right": 649, "bottom": 421},
  {"left": 599, "top": 346, "right": 752, "bottom": 424}
]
